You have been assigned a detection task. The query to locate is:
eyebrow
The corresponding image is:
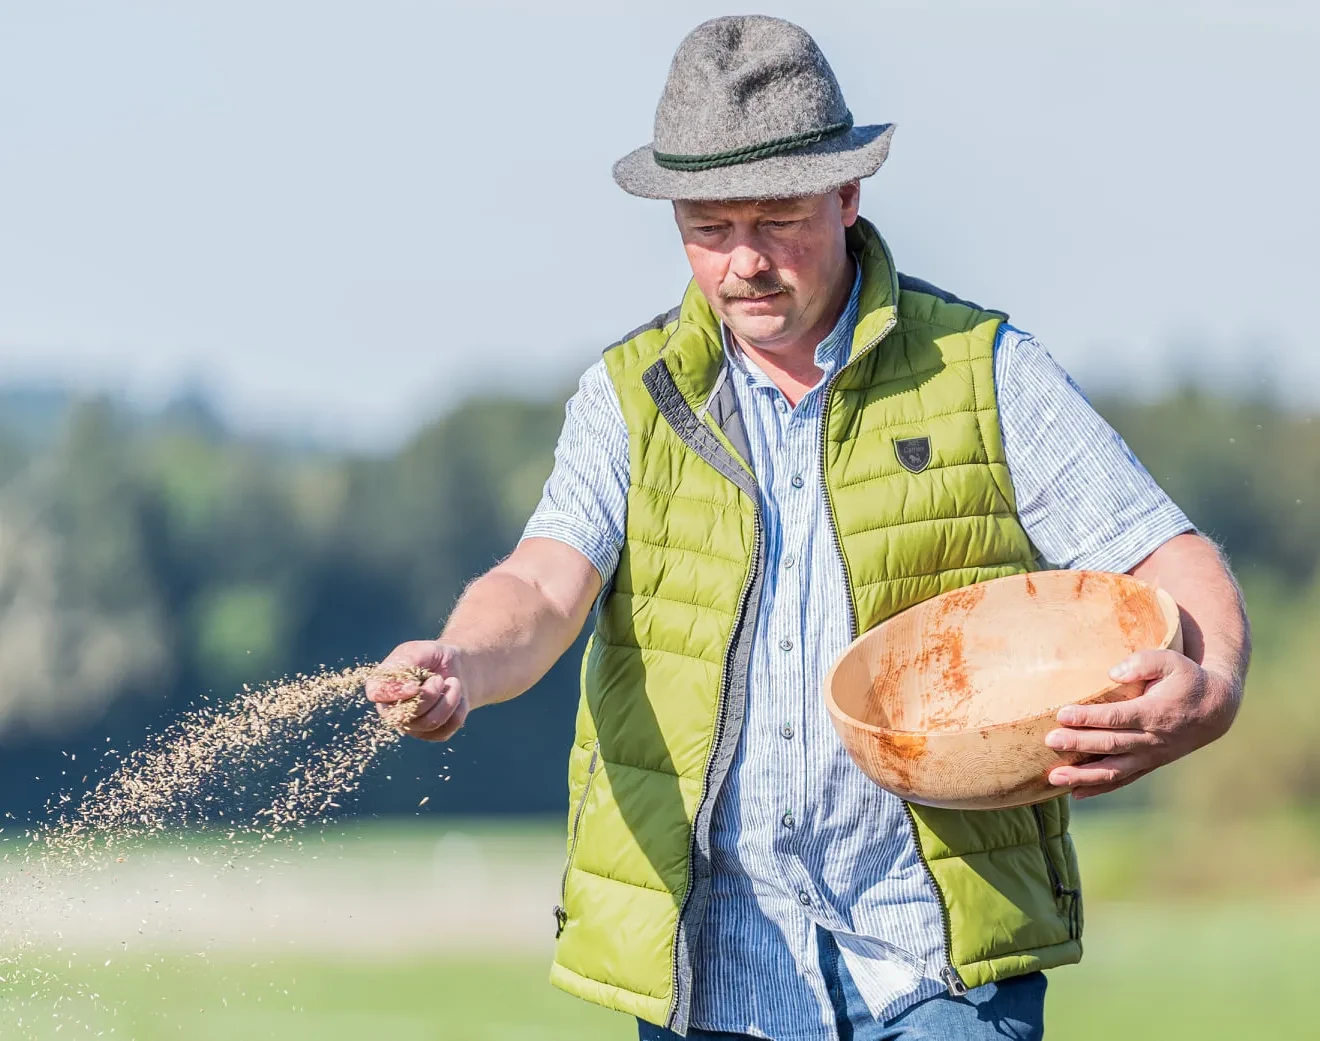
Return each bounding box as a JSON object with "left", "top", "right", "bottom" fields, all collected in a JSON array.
[
  {"left": 680, "top": 207, "right": 732, "bottom": 221},
  {"left": 681, "top": 203, "right": 809, "bottom": 221}
]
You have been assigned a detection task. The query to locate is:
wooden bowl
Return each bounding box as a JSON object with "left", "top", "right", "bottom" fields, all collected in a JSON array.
[{"left": 824, "top": 571, "right": 1182, "bottom": 810}]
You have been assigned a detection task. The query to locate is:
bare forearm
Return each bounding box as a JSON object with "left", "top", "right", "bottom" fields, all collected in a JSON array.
[
  {"left": 440, "top": 541, "right": 601, "bottom": 710},
  {"left": 1129, "top": 532, "right": 1251, "bottom": 688}
]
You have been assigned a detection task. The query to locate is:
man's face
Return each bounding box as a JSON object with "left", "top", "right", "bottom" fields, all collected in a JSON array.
[{"left": 672, "top": 183, "right": 860, "bottom": 352}]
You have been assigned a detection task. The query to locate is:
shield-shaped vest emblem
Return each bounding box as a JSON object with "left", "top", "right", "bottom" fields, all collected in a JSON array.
[{"left": 894, "top": 435, "right": 932, "bottom": 474}]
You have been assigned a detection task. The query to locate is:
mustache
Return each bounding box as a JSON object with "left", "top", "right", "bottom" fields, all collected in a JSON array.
[{"left": 719, "top": 274, "right": 789, "bottom": 300}]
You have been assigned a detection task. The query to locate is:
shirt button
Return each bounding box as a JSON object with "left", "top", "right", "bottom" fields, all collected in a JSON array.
[
  {"left": 781, "top": 723, "right": 794, "bottom": 739},
  {"left": 775, "top": 398, "right": 788, "bottom": 413},
  {"left": 797, "top": 889, "right": 811, "bottom": 907},
  {"left": 790, "top": 474, "right": 805, "bottom": 488},
  {"left": 783, "top": 553, "right": 796, "bottom": 569},
  {"left": 779, "top": 637, "right": 793, "bottom": 652},
  {"left": 781, "top": 811, "right": 795, "bottom": 830}
]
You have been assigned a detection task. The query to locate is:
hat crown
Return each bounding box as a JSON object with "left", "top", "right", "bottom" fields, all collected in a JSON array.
[{"left": 653, "top": 16, "right": 850, "bottom": 159}]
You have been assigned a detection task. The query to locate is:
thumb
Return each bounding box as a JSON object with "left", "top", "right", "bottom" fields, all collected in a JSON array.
[
  {"left": 1108, "top": 648, "right": 1183, "bottom": 685},
  {"left": 388, "top": 640, "right": 454, "bottom": 678}
]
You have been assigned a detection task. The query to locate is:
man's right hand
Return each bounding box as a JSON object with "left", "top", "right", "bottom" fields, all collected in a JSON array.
[
  {"left": 366, "top": 640, "right": 470, "bottom": 742},
  {"left": 363, "top": 538, "right": 601, "bottom": 743}
]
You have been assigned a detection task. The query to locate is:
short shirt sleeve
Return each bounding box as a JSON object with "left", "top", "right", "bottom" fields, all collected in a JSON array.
[
  {"left": 519, "top": 359, "right": 629, "bottom": 584},
  {"left": 994, "top": 324, "right": 1195, "bottom": 572}
]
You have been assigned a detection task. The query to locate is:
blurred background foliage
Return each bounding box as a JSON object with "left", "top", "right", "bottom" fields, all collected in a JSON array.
[{"left": 0, "top": 380, "right": 1315, "bottom": 859}]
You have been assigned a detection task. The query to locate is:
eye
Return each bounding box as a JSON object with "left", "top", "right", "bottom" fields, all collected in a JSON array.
[
  {"left": 763, "top": 219, "right": 798, "bottom": 229},
  {"left": 694, "top": 225, "right": 724, "bottom": 234}
]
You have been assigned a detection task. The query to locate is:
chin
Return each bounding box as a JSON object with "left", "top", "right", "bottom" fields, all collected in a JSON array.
[{"left": 726, "top": 314, "right": 789, "bottom": 344}]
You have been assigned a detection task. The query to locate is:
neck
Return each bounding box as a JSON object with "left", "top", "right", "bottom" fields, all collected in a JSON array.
[{"left": 730, "top": 256, "right": 854, "bottom": 405}]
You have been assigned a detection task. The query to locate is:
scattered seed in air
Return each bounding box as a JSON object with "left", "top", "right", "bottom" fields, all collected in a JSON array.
[{"left": 0, "top": 663, "right": 428, "bottom": 1033}]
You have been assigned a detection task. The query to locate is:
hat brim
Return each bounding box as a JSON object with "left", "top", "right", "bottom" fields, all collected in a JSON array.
[{"left": 612, "top": 123, "right": 895, "bottom": 201}]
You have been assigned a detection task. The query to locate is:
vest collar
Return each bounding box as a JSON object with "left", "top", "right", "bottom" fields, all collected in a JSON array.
[
  {"left": 844, "top": 217, "right": 901, "bottom": 363},
  {"left": 660, "top": 217, "right": 900, "bottom": 413}
]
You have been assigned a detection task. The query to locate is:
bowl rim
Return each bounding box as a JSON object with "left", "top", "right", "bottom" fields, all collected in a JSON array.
[{"left": 823, "top": 570, "right": 1182, "bottom": 738}]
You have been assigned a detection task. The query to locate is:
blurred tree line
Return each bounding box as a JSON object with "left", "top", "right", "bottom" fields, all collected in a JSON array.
[{"left": 0, "top": 381, "right": 1315, "bottom": 822}]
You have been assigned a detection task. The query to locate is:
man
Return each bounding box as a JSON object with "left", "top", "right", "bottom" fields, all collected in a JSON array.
[{"left": 367, "top": 15, "right": 1249, "bottom": 1041}]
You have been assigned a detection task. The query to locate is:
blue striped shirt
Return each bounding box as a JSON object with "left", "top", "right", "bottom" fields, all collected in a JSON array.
[{"left": 521, "top": 268, "right": 1192, "bottom": 1039}]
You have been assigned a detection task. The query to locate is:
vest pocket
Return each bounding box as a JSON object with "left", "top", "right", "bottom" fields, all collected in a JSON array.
[
  {"left": 1031, "top": 802, "right": 1081, "bottom": 940},
  {"left": 554, "top": 740, "right": 600, "bottom": 938}
]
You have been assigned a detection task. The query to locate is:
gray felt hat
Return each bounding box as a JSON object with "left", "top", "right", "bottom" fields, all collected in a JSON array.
[{"left": 613, "top": 15, "right": 894, "bottom": 201}]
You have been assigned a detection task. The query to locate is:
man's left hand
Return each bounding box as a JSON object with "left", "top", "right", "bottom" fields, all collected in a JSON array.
[{"left": 1044, "top": 649, "right": 1242, "bottom": 800}]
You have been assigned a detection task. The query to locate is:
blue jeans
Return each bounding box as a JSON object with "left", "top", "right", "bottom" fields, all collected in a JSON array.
[{"left": 638, "top": 930, "right": 1046, "bottom": 1041}]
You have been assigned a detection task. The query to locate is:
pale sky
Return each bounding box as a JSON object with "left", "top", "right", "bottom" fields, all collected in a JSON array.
[{"left": 1, "top": 1, "right": 1315, "bottom": 447}]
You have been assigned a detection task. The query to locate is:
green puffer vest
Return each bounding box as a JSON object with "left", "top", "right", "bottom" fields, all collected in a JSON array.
[{"left": 549, "top": 218, "right": 1083, "bottom": 1033}]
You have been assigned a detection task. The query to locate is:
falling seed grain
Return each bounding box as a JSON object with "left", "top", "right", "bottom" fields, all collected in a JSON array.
[
  {"left": 0, "top": 663, "right": 428, "bottom": 1028},
  {"left": 35, "top": 663, "right": 424, "bottom": 857}
]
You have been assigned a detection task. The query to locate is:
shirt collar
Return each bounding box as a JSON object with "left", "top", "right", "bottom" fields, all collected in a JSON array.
[{"left": 721, "top": 257, "right": 863, "bottom": 387}]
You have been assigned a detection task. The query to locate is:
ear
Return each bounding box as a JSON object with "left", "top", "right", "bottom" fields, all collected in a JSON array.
[{"left": 838, "top": 181, "right": 861, "bottom": 227}]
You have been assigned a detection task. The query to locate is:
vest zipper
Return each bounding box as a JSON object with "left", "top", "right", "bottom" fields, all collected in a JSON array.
[
  {"left": 641, "top": 353, "right": 768, "bottom": 1033},
  {"left": 901, "top": 801, "right": 968, "bottom": 996},
  {"left": 554, "top": 738, "right": 600, "bottom": 939},
  {"left": 815, "top": 312, "right": 895, "bottom": 640},
  {"left": 818, "top": 311, "right": 970, "bottom": 996},
  {"left": 1031, "top": 802, "right": 1081, "bottom": 941},
  {"left": 667, "top": 507, "right": 763, "bottom": 1025}
]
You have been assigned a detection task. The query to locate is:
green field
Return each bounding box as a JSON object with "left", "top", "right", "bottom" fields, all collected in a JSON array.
[
  {"left": 2, "top": 817, "right": 1314, "bottom": 1040},
  {"left": 5, "top": 903, "right": 1314, "bottom": 1041}
]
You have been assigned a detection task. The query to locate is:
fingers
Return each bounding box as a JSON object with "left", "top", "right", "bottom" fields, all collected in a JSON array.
[
  {"left": 1044, "top": 727, "right": 1161, "bottom": 756},
  {"left": 1054, "top": 649, "right": 1190, "bottom": 729},
  {"left": 366, "top": 641, "right": 446, "bottom": 704},
  {"left": 368, "top": 674, "right": 423, "bottom": 705},
  {"left": 1054, "top": 697, "right": 1144, "bottom": 730},
  {"left": 1107, "top": 648, "right": 1184, "bottom": 686},
  {"left": 400, "top": 677, "right": 467, "bottom": 742},
  {"left": 1070, "top": 767, "right": 1153, "bottom": 802},
  {"left": 362, "top": 640, "right": 469, "bottom": 743},
  {"left": 1048, "top": 752, "right": 1145, "bottom": 790},
  {"left": 1044, "top": 650, "right": 1202, "bottom": 799},
  {"left": 374, "top": 672, "right": 443, "bottom": 722}
]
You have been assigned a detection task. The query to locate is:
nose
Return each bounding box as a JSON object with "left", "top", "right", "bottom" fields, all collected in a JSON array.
[{"left": 728, "top": 238, "right": 771, "bottom": 281}]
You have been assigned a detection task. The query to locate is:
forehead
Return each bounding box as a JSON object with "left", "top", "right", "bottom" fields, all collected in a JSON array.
[{"left": 674, "top": 195, "right": 820, "bottom": 221}]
